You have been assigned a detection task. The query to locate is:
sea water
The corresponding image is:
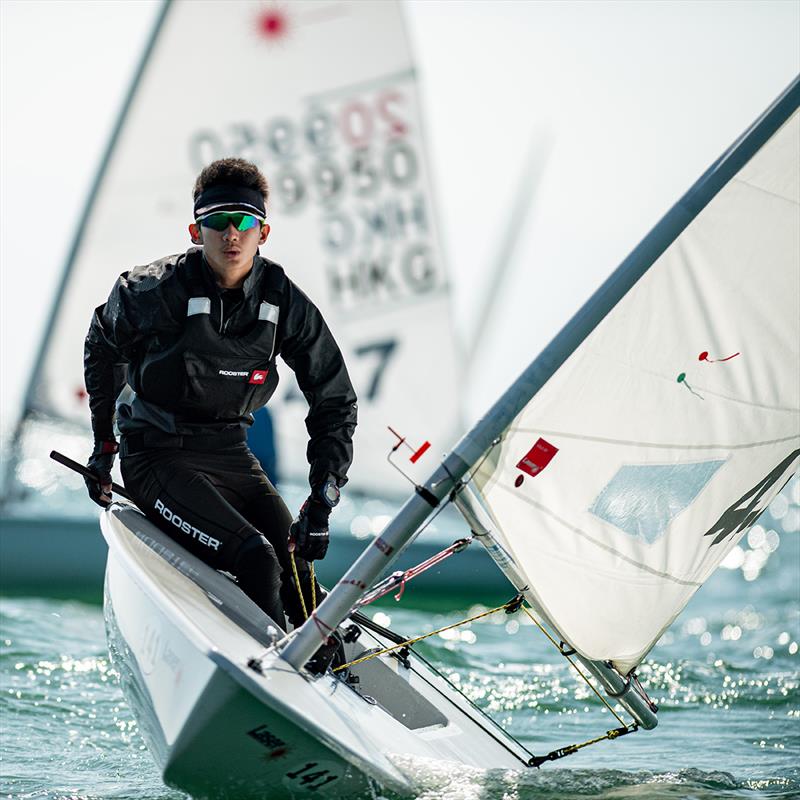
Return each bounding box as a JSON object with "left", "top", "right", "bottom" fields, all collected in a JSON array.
[{"left": 2, "top": 486, "right": 798, "bottom": 799}]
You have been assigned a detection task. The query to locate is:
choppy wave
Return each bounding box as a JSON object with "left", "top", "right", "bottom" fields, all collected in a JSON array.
[
  {"left": 1, "top": 482, "right": 798, "bottom": 799},
  {"left": 387, "top": 756, "right": 800, "bottom": 799}
]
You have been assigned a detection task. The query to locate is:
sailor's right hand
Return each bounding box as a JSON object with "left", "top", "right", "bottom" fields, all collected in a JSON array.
[
  {"left": 85, "top": 440, "right": 118, "bottom": 507},
  {"left": 289, "top": 498, "right": 331, "bottom": 561}
]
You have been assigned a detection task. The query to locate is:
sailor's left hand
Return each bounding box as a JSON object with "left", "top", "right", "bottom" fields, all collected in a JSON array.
[
  {"left": 85, "top": 440, "right": 118, "bottom": 507},
  {"left": 289, "top": 498, "right": 331, "bottom": 561}
]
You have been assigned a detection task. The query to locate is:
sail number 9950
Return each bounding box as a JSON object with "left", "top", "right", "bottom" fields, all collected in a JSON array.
[
  {"left": 189, "top": 92, "right": 418, "bottom": 213},
  {"left": 268, "top": 142, "right": 418, "bottom": 213}
]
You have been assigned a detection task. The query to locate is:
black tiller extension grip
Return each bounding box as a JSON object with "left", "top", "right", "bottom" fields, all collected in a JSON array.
[{"left": 49, "top": 449, "right": 134, "bottom": 502}]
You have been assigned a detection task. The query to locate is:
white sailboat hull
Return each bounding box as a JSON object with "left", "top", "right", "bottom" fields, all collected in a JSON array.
[
  {"left": 101, "top": 504, "right": 531, "bottom": 799},
  {"left": 104, "top": 554, "right": 394, "bottom": 798}
]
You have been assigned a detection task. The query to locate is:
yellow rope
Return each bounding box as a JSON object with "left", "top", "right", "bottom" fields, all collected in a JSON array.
[
  {"left": 331, "top": 592, "right": 625, "bottom": 724},
  {"left": 572, "top": 732, "right": 616, "bottom": 751},
  {"left": 315, "top": 586, "right": 624, "bottom": 730},
  {"left": 289, "top": 551, "right": 317, "bottom": 621},
  {"left": 517, "top": 603, "right": 637, "bottom": 764},
  {"left": 542, "top": 727, "right": 630, "bottom": 761},
  {"left": 316, "top": 580, "right": 633, "bottom": 761},
  {"left": 333, "top": 599, "right": 517, "bottom": 673},
  {"left": 519, "top": 604, "right": 626, "bottom": 726},
  {"left": 290, "top": 551, "right": 307, "bottom": 620}
]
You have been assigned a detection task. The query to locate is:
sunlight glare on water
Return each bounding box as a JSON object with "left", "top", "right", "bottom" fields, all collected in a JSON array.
[{"left": 0, "top": 488, "right": 798, "bottom": 799}]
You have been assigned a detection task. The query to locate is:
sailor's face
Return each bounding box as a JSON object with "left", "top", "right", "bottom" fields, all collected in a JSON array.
[{"left": 189, "top": 217, "right": 269, "bottom": 280}]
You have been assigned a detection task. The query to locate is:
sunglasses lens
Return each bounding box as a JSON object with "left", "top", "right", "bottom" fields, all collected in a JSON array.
[
  {"left": 200, "top": 213, "right": 260, "bottom": 232},
  {"left": 236, "top": 214, "right": 259, "bottom": 232},
  {"left": 200, "top": 213, "right": 229, "bottom": 231}
]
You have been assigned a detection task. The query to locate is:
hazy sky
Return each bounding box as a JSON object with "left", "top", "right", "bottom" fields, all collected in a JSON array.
[{"left": 1, "top": 0, "right": 798, "bottom": 435}]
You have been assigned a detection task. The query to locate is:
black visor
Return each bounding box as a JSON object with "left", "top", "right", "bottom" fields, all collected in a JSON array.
[{"left": 193, "top": 184, "right": 266, "bottom": 221}]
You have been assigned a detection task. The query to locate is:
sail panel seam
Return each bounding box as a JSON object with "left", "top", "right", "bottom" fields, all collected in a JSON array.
[
  {"left": 731, "top": 176, "right": 800, "bottom": 206},
  {"left": 504, "top": 429, "right": 800, "bottom": 451}
]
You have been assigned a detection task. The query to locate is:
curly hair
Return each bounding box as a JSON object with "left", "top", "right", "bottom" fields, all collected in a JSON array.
[{"left": 193, "top": 158, "right": 269, "bottom": 203}]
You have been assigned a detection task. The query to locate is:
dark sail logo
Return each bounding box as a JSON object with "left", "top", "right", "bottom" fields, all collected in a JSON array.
[{"left": 704, "top": 448, "right": 799, "bottom": 546}]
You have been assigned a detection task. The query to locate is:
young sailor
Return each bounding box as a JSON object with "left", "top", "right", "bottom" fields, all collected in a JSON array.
[{"left": 83, "top": 158, "right": 357, "bottom": 629}]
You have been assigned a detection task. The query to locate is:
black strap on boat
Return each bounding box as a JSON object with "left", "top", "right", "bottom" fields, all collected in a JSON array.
[
  {"left": 504, "top": 593, "right": 525, "bottom": 614},
  {"left": 631, "top": 671, "right": 659, "bottom": 713},
  {"left": 349, "top": 610, "right": 408, "bottom": 645}
]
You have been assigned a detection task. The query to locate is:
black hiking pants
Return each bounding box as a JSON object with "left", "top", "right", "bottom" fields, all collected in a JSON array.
[{"left": 120, "top": 436, "right": 317, "bottom": 629}]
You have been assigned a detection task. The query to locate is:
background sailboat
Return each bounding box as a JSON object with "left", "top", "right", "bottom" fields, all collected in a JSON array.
[
  {"left": 12, "top": 0, "right": 462, "bottom": 498},
  {"left": 1, "top": 0, "right": 486, "bottom": 597}
]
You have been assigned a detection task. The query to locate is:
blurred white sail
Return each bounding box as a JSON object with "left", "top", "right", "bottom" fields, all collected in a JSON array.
[
  {"left": 23, "top": 0, "right": 460, "bottom": 497},
  {"left": 474, "top": 99, "right": 800, "bottom": 675}
]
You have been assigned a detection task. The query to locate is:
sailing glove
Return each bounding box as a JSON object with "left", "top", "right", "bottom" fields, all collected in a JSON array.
[
  {"left": 289, "top": 498, "right": 331, "bottom": 561},
  {"left": 85, "top": 440, "right": 118, "bottom": 507}
]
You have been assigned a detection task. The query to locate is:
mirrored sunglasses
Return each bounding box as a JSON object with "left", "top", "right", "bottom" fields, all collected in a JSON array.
[{"left": 199, "top": 212, "right": 261, "bottom": 232}]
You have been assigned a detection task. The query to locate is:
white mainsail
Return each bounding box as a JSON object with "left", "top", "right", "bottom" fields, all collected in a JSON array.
[
  {"left": 21, "top": 0, "right": 460, "bottom": 497},
  {"left": 473, "top": 98, "right": 800, "bottom": 675},
  {"left": 281, "top": 73, "right": 800, "bottom": 678}
]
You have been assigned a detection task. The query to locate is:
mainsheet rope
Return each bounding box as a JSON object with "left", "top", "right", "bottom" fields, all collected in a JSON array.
[
  {"left": 282, "top": 457, "right": 641, "bottom": 763},
  {"left": 518, "top": 604, "right": 626, "bottom": 726},
  {"left": 289, "top": 552, "right": 316, "bottom": 620},
  {"left": 332, "top": 596, "right": 521, "bottom": 673},
  {"left": 327, "top": 580, "right": 638, "bottom": 763}
]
